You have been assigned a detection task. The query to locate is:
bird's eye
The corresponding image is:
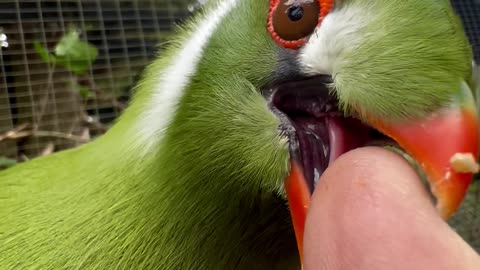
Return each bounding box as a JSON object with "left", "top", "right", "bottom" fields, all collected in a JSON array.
[{"left": 268, "top": 0, "right": 333, "bottom": 49}]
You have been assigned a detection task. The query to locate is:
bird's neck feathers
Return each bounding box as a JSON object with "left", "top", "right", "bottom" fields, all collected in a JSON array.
[{"left": 69, "top": 2, "right": 299, "bottom": 267}]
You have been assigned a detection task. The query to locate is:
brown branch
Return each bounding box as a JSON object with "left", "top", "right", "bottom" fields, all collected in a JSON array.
[
  {"left": 35, "top": 63, "right": 57, "bottom": 124},
  {"left": 40, "top": 142, "right": 55, "bottom": 157},
  {"left": 0, "top": 123, "right": 30, "bottom": 141},
  {"left": 0, "top": 126, "right": 89, "bottom": 143}
]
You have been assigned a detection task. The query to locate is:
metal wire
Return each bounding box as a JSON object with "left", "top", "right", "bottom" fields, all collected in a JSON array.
[
  {"left": 452, "top": 0, "right": 480, "bottom": 62},
  {"left": 0, "top": 0, "right": 194, "bottom": 160}
]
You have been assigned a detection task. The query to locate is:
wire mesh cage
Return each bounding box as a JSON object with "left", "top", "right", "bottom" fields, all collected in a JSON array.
[
  {"left": 0, "top": 0, "right": 479, "bottom": 167},
  {"left": 0, "top": 0, "right": 197, "bottom": 165},
  {"left": 452, "top": 0, "right": 480, "bottom": 62}
]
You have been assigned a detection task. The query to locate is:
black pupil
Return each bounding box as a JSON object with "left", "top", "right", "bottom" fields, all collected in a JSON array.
[{"left": 287, "top": 5, "right": 304, "bottom": 22}]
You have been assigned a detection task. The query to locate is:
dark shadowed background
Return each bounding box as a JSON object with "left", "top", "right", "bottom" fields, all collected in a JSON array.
[{"left": 0, "top": 0, "right": 196, "bottom": 165}]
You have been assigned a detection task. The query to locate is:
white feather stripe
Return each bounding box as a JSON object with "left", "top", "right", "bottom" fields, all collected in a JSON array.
[{"left": 137, "top": 0, "right": 239, "bottom": 150}]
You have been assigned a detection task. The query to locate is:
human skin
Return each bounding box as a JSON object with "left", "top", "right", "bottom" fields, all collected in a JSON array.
[{"left": 303, "top": 147, "right": 480, "bottom": 270}]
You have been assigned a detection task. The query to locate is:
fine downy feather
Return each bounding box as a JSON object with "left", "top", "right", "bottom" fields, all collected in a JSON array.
[{"left": 0, "top": 1, "right": 299, "bottom": 269}]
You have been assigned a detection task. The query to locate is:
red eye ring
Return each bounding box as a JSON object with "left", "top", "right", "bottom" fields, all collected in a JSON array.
[{"left": 268, "top": 0, "right": 334, "bottom": 49}]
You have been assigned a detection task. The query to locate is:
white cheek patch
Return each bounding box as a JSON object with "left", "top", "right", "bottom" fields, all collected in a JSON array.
[
  {"left": 135, "top": 0, "right": 239, "bottom": 151},
  {"left": 299, "top": 6, "right": 371, "bottom": 76}
]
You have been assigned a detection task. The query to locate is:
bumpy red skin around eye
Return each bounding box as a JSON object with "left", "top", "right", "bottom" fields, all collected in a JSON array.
[{"left": 267, "top": 0, "right": 333, "bottom": 49}]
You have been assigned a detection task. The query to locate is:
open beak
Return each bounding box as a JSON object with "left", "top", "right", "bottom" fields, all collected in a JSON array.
[{"left": 283, "top": 82, "right": 479, "bottom": 263}]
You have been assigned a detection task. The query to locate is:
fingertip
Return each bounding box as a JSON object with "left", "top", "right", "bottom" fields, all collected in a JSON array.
[{"left": 303, "top": 147, "right": 480, "bottom": 270}]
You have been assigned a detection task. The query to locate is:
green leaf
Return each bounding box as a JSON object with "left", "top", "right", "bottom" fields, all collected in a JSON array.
[
  {"left": 54, "top": 30, "right": 80, "bottom": 56},
  {"left": 0, "top": 156, "right": 17, "bottom": 169},
  {"left": 54, "top": 30, "right": 98, "bottom": 75},
  {"left": 70, "top": 81, "right": 95, "bottom": 99},
  {"left": 33, "top": 41, "right": 56, "bottom": 64},
  {"left": 79, "top": 86, "right": 95, "bottom": 99}
]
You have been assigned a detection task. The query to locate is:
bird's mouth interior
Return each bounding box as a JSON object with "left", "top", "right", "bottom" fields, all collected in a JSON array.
[{"left": 264, "top": 75, "right": 396, "bottom": 193}]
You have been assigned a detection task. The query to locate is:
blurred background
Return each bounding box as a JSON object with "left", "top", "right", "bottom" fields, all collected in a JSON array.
[
  {"left": 0, "top": 0, "right": 199, "bottom": 168},
  {"left": 0, "top": 0, "right": 478, "bottom": 169}
]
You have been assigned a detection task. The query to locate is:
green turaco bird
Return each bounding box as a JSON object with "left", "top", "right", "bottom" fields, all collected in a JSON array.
[{"left": 1, "top": 0, "right": 479, "bottom": 269}]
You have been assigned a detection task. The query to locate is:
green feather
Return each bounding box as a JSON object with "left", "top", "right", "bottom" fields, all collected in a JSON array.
[{"left": 334, "top": 0, "right": 472, "bottom": 120}]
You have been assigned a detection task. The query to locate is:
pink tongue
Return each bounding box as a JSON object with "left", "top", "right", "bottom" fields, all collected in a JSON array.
[{"left": 326, "top": 117, "right": 371, "bottom": 164}]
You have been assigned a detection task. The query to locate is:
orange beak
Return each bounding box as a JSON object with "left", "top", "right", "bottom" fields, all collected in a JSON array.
[
  {"left": 366, "top": 105, "right": 479, "bottom": 220},
  {"left": 284, "top": 160, "right": 311, "bottom": 263},
  {"left": 285, "top": 88, "right": 479, "bottom": 264}
]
